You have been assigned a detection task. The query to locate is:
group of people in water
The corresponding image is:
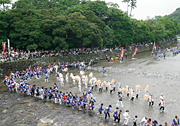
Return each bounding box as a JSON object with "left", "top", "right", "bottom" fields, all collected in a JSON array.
[{"left": 3, "top": 59, "right": 180, "bottom": 126}]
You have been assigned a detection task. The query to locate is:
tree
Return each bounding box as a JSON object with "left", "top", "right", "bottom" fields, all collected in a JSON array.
[
  {"left": 103, "top": 25, "right": 114, "bottom": 47},
  {"left": 129, "top": 0, "right": 136, "bottom": 17},
  {"left": 132, "top": 19, "right": 150, "bottom": 43},
  {"left": 106, "top": 8, "right": 134, "bottom": 46},
  {"left": 0, "top": 0, "right": 11, "bottom": 10},
  {"left": 0, "top": 0, "right": 179, "bottom": 51},
  {"left": 87, "top": 0, "right": 108, "bottom": 19},
  {"left": 122, "top": 0, "right": 130, "bottom": 15}
]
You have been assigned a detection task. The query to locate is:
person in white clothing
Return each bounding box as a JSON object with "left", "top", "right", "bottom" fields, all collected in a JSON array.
[
  {"left": 99, "top": 83, "right": 103, "bottom": 92},
  {"left": 60, "top": 77, "right": 64, "bottom": 87},
  {"left": 130, "top": 90, "right": 135, "bottom": 101},
  {"left": 66, "top": 73, "right": 69, "bottom": 82},
  {"left": 40, "top": 87, "right": 44, "bottom": 99},
  {"left": 85, "top": 79, "right": 88, "bottom": 89},
  {"left": 141, "top": 117, "right": 148, "bottom": 126},
  {"left": 78, "top": 81, "right": 81, "bottom": 92},
  {"left": 159, "top": 99, "right": 165, "bottom": 112},
  {"left": 72, "top": 76, "right": 76, "bottom": 85},
  {"left": 54, "top": 65, "right": 58, "bottom": 73},
  {"left": 148, "top": 95, "right": 154, "bottom": 107},
  {"left": 81, "top": 74, "right": 85, "bottom": 84},
  {"left": 136, "top": 89, "right": 140, "bottom": 99},
  {"left": 160, "top": 94, "right": 164, "bottom": 101},
  {"left": 123, "top": 110, "right": 130, "bottom": 125}
]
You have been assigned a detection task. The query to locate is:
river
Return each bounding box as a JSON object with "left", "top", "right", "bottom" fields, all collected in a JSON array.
[{"left": 0, "top": 50, "right": 179, "bottom": 125}]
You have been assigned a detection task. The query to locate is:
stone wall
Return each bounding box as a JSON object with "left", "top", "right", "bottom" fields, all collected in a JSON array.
[
  {"left": 0, "top": 60, "right": 34, "bottom": 77},
  {"left": 0, "top": 54, "right": 98, "bottom": 77}
]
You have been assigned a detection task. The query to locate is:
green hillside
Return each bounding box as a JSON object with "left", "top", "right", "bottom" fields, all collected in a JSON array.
[
  {"left": 0, "top": 0, "right": 180, "bottom": 50},
  {"left": 165, "top": 8, "right": 180, "bottom": 23}
]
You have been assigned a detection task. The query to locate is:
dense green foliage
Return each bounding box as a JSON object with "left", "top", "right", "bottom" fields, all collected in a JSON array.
[
  {"left": 0, "top": 0, "right": 180, "bottom": 50},
  {"left": 165, "top": 8, "right": 180, "bottom": 23},
  {"left": 155, "top": 8, "right": 180, "bottom": 23}
]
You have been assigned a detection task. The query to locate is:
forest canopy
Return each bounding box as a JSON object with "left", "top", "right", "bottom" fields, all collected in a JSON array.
[{"left": 0, "top": 0, "right": 180, "bottom": 50}]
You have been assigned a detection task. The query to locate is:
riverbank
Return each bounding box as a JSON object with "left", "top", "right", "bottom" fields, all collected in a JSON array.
[
  {"left": 2, "top": 48, "right": 180, "bottom": 125},
  {"left": 0, "top": 38, "right": 177, "bottom": 78}
]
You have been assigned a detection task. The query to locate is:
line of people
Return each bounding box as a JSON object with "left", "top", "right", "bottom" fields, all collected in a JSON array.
[{"left": 3, "top": 62, "right": 179, "bottom": 125}]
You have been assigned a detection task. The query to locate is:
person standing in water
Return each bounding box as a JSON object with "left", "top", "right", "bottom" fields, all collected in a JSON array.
[
  {"left": 103, "top": 67, "right": 106, "bottom": 74},
  {"left": 163, "top": 51, "right": 166, "bottom": 59},
  {"left": 172, "top": 115, "right": 179, "bottom": 126},
  {"left": 133, "top": 115, "right": 139, "bottom": 126},
  {"left": 149, "top": 95, "right": 154, "bottom": 107},
  {"left": 44, "top": 73, "right": 49, "bottom": 83},
  {"left": 98, "top": 103, "right": 104, "bottom": 115},
  {"left": 118, "top": 92, "right": 124, "bottom": 107},
  {"left": 104, "top": 105, "right": 112, "bottom": 119},
  {"left": 159, "top": 99, "right": 165, "bottom": 112},
  {"left": 123, "top": 110, "right": 131, "bottom": 125},
  {"left": 113, "top": 107, "right": 119, "bottom": 123}
]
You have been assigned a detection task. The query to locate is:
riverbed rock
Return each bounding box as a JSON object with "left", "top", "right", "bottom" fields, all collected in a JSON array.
[
  {"left": 3, "top": 114, "right": 8, "bottom": 117},
  {"left": 2, "top": 109, "right": 8, "bottom": 113},
  {"left": 39, "top": 117, "right": 54, "bottom": 124},
  {"left": 23, "top": 98, "right": 33, "bottom": 103},
  {"left": 37, "top": 122, "right": 47, "bottom": 126},
  {"left": 16, "top": 110, "right": 23, "bottom": 113},
  {"left": 98, "top": 123, "right": 106, "bottom": 126}
]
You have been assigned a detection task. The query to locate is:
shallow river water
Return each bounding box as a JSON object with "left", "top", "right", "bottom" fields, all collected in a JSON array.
[{"left": 0, "top": 51, "right": 180, "bottom": 126}]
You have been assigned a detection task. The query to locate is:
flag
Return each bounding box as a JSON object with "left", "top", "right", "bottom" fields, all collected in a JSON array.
[
  {"left": 2, "top": 42, "right": 6, "bottom": 53},
  {"left": 152, "top": 42, "right": 156, "bottom": 53},
  {"left": 120, "top": 49, "right": 125, "bottom": 58},
  {"left": 133, "top": 48, "right": 138, "bottom": 56}
]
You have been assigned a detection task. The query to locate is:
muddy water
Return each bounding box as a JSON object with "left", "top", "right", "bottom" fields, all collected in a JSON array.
[{"left": 0, "top": 51, "right": 180, "bottom": 125}]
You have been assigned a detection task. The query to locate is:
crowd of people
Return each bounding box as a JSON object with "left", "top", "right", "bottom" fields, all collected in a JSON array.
[
  {"left": 0, "top": 47, "right": 102, "bottom": 62},
  {"left": 1, "top": 37, "right": 180, "bottom": 125},
  {"left": 3, "top": 60, "right": 180, "bottom": 126},
  {"left": 1, "top": 37, "right": 176, "bottom": 63}
]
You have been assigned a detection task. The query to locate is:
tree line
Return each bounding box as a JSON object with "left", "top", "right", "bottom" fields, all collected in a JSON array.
[{"left": 0, "top": 0, "right": 180, "bottom": 51}]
